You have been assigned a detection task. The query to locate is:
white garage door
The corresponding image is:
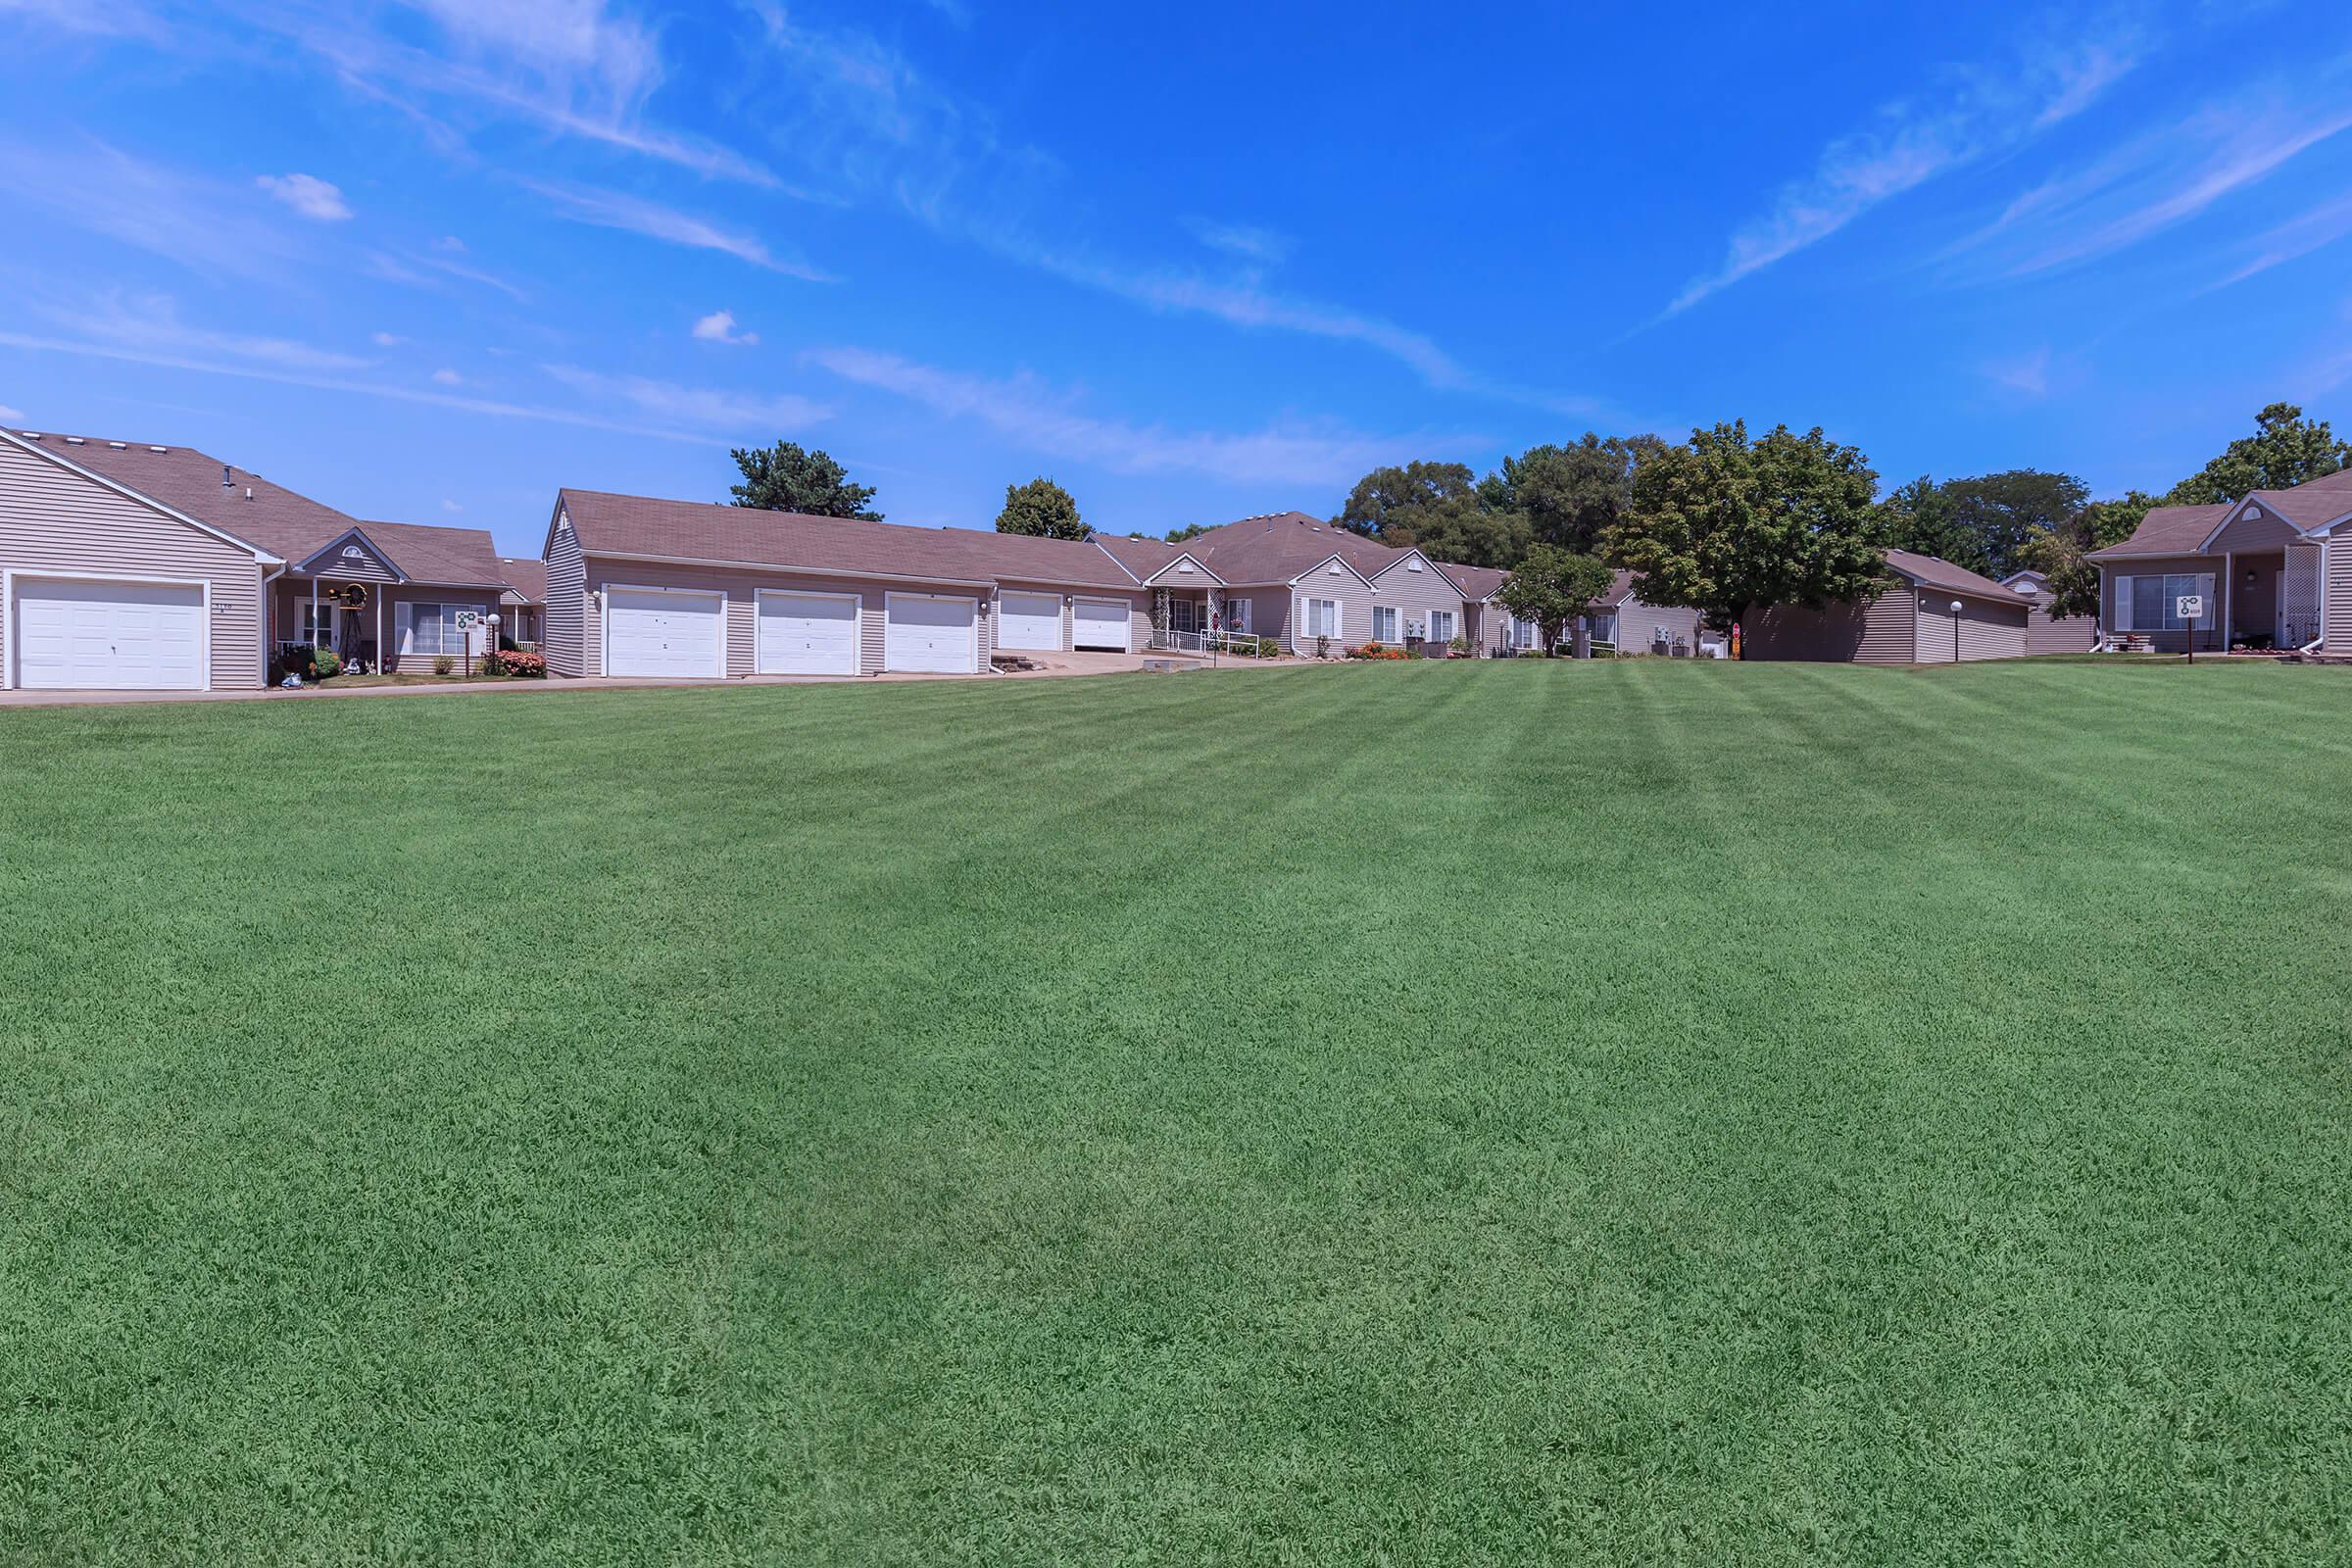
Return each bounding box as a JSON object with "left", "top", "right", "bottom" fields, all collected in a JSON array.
[
  {"left": 757, "top": 590, "right": 859, "bottom": 675},
  {"left": 606, "top": 586, "right": 723, "bottom": 678},
  {"left": 884, "top": 593, "right": 978, "bottom": 673},
  {"left": 1072, "top": 598, "right": 1131, "bottom": 652},
  {"left": 998, "top": 591, "right": 1061, "bottom": 651},
  {"left": 13, "top": 577, "right": 205, "bottom": 690}
]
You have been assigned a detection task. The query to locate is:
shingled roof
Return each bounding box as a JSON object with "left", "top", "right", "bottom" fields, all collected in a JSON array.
[
  {"left": 2084, "top": 503, "right": 2233, "bottom": 560},
  {"left": 1882, "top": 548, "right": 2021, "bottom": 602},
  {"left": 554, "top": 489, "right": 1146, "bottom": 591},
  {"left": 10, "top": 428, "right": 503, "bottom": 585}
]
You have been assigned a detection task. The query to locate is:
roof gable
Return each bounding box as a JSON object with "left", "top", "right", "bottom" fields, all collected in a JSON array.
[
  {"left": 2085, "top": 503, "right": 2231, "bottom": 561},
  {"left": 0, "top": 428, "right": 281, "bottom": 563},
  {"left": 296, "top": 526, "right": 405, "bottom": 581},
  {"left": 1883, "top": 547, "right": 2020, "bottom": 602}
]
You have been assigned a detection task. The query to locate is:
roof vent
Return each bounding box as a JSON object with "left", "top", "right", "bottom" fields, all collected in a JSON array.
[
  {"left": 20, "top": 431, "right": 39, "bottom": 439},
  {"left": 65, "top": 436, "right": 84, "bottom": 445},
  {"left": 148, "top": 445, "right": 167, "bottom": 453},
  {"left": 2246, "top": 504, "right": 2263, "bottom": 518},
  {"left": 223, "top": 464, "right": 233, "bottom": 492},
  {"left": 108, "top": 441, "right": 126, "bottom": 449}
]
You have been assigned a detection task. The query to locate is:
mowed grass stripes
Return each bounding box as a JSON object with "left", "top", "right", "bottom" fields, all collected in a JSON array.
[{"left": 2, "top": 660, "right": 2348, "bottom": 1565}]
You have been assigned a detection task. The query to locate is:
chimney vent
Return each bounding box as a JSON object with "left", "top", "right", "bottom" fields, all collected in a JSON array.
[
  {"left": 245, "top": 487, "right": 254, "bottom": 501},
  {"left": 222, "top": 465, "right": 233, "bottom": 491}
]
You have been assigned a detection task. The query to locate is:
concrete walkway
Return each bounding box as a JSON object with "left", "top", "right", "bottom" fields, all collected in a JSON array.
[{"left": 0, "top": 649, "right": 1305, "bottom": 710}]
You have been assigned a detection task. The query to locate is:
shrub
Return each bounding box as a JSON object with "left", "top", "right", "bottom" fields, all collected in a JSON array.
[
  {"left": 433, "top": 655, "right": 456, "bottom": 676},
  {"left": 1348, "top": 642, "right": 1409, "bottom": 661},
  {"left": 482, "top": 649, "right": 547, "bottom": 678},
  {"left": 1448, "top": 636, "right": 1471, "bottom": 657},
  {"left": 310, "top": 647, "right": 342, "bottom": 680}
]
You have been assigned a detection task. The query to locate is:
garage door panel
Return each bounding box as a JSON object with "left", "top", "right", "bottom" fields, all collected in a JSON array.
[
  {"left": 14, "top": 578, "right": 205, "bottom": 690},
  {"left": 998, "top": 591, "right": 1061, "bottom": 651},
  {"left": 1072, "top": 598, "right": 1130, "bottom": 652},
  {"left": 757, "top": 591, "right": 859, "bottom": 675},
  {"left": 883, "top": 594, "right": 977, "bottom": 673},
  {"left": 606, "top": 587, "right": 723, "bottom": 678}
]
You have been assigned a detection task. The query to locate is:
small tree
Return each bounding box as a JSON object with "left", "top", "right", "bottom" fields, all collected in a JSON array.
[
  {"left": 995, "top": 477, "right": 1087, "bottom": 539},
  {"left": 1494, "top": 545, "right": 1614, "bottom": 652},
  {"left": 729, "top": 441, "right": 881, "bottom": 518}
]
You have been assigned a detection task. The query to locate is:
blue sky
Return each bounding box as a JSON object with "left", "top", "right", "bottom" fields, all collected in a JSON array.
[{"left": 1, "top": 0, "right": 2348, "bottom": 555}]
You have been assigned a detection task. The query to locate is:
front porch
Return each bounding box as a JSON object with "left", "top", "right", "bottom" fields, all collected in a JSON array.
[{"left": 272, "top": 574, "right": 511, "bottom": 676}]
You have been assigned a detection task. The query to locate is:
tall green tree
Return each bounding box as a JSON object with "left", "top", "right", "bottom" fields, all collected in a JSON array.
[
  {"left": 1480, "top": 434, "right": 1664, "bottom": 555},
  {"left": 995, "top": 477, "right": 1087, "bottom": 540},
  {"left": 1332, "top": 459, "right": 1529, "bottom": 566},
  {"left": 728, "top": 441, "right": 881, "bottom": 518},
  {"left": 1493, "top": 545, "right": 1616, "bottom": 650},
  {"left": 1876, "top": 475, "right": 1976, "bottom": 572},
  {"left": 1938, "top": 469, "right": 2088, "bottom": 579},
  {"left": 1605, "top": 420, "right": 1886, "bottom": 636},
  {"left": 1332, "top": 461, "right": 1481, "bottom": 540},
  {"left": 2170, "top": 403, "right": 2351, "bottom": 504}
]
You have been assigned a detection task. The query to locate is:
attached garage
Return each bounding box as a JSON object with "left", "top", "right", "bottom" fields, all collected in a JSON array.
[
  {"left": 756, "top": 589, "right": 859, "bottom": 675},
  {"left": 997, "top": 590, "right": 1062, "bottom": 652},
  {"left": 605, "top": 584, "right": 724, "bottom": 678},
  {"left": 9, "top": 575, "right": 206, "bottom": 690},
  {"left": 884, "top": 592, "right": 978, "bottom": 673},
  {"left": 1073, "top": 598, "right": 1132, "bottom": 652}
]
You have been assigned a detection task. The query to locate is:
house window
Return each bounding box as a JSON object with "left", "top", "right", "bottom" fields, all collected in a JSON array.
[
  {"left": 1428, "top": 609, "right": 1457, "bottom": 643},
  {"left": 1511, "top": 616, "right": 1541, "bottom": 649},
  {"left": 1370, "top": 605, "right": 1399, "bottom": 642},
  {"left": 1305, "top": 598, "right": 1341, "bottom": 638},
  {"left": 2122, "top": 574, "right": 2214, "bottom": 631},
  {"left": 1214, "top": 596, "right": 1250, "bottom": 633},
  {"left": 407, "top": 602, "right": 466, "bottom": 655},
  {"left": 302, "top": 601, "right": 337, "bottom": 646}
]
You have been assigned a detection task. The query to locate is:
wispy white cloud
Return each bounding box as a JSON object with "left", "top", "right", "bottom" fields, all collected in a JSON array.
[
  {"left": 398, "top": 245, "right": 532, "bottom": 301},
  {"left": 0, "top": 139, "right": 306, "bottom": 280},
  {"left": 526, "top": 180, "right": 830, "bottom": 278},
  {"left": 431, "top": 368, "right": 463, "bottom": 384},
  {"left": 2211, "top": 191, "right": 2352, "bottom": 289},
  {"left": 256, "top": 172, "right": 352, "bottom": 220},
  {"left": 0, "top": 329, "right": 732, "bottom": 445},
  {"left": 1997, "top": 97, "right": 2352, "bottom": 275},
  {"left": 691, "top": 309, "right": 758, "bottom": 345},
  {"left": 440, "top": 498, "right": 464, "bottom": 513},
  {"left": 0, "top": 403, "right": 23, "bottom": 422},
  {"left": 1983, "top": 346, "right": 2054, "bottom": 398},
  {"left": 541, "top": 363, "right": 829, "bottom": 432},
  {"left": 1670, "top": 30, "right": 2143, "bottom": 313},
  {"left": 0, "top": 0, "right": 163, "bottom": 39},
  {"left": 807, "top": 345, "right": 1471, "bottom": 488},
  {"left": 1184, "top": 218, "right": 1294, "bottom": 264},
  {"left": 268, "top": 1, "right": 774, "bottom": 184},
  {"left": 52, "top": 291, "right": 375, "bottom": 372},
  {"left": 370, "top": 330, "right": 406, "bottom": 347}
]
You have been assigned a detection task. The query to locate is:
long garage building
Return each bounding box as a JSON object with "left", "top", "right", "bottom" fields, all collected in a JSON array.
[{"left": 542, "top": 489, "right": 1153, "bottom": 679}]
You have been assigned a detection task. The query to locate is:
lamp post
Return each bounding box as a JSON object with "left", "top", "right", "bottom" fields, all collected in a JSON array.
[{"left": 1950, "top": 600, "right": 1964, "bottom": 663}]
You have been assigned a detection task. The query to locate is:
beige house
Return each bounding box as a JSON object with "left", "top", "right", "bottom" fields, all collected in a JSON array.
[
  {"left": 1, "top": 426, "right": 508, "bottom": 690},
  {"left": 1743, "top": 548, "right": 2032, "bottom": 662},
  {"left": 1467, "top": 566, "right": 1721, "bottom": 658},
  {"left": 2000, "top": 569, "right": 2098, "bottom": 656},
  {"left": 2087, "top": 472, "right": 2352, "bottom": 653}
]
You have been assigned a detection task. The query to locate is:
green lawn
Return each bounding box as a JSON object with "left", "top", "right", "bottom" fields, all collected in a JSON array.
[{"left": 4, "top": 661, "right": 2348, "bottom": 1565}]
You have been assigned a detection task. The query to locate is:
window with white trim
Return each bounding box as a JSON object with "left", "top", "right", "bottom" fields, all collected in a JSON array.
[
  {"left": 406, "top": 602, "right": 466, "bottom": 656},
  {"left": 1305, "top": 598, "right": 1341, "bottom": 638},
  {"left": 2116, "top": 574, "right": 2214, "bottom": 632},
  {"left": 1370, "top": 605, "right": 1399, "bottom": 642},
  {"left": 1218, "top": 596, "right": 1251, "bottom": 633},
  {"left": 1428, "top": 609, "right": 1457, "bottom": 643},
  {"left": 1510, "top": 616, "right": 1541, "bottom": 649}
]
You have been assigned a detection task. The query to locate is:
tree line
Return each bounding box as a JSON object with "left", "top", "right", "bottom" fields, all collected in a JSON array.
[{"left": 719, "top": 402, "right": 2349, "bottom": 635}]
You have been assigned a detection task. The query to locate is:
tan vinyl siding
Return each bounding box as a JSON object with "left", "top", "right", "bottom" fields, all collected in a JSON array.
[
  {"left": 2326, "top": 542, "right": 2352, "bottom": 654},
  {"left": 1364, "top": 558, "right": 1470, "bottom": 649},
  {"left": 1288, "top": 567, "right": 1378, "bottom": 656},
  {"left": 582, "top": 556, "right": 1000, "bottom": 675},
  {"left": 2207, "top": 507, "right": 2300, "bottom": 552},
  {"left": 2101, "top": 556, "right": 2219, "bottom": 653},
  {"left": 545, "top": 512, "right": 587, "bottom": 676},
  {"left": 1914, "top": 593, "right": 2029, "bottom": 662},
  {"left": 2023, "top": 600, "right": 2097, "bottom": 655},
  {"left": 1616, "top": 598, "right": 1714, "bottom": 657},
  {"left": 1744, "top": 589, "right": 1916, "bottom": 662},
  {"left": 0, "top": 436, "right": 267, "bottom": 689},
  {"left": 1065, "top": 590, "right": 1150, "bottom": 652}
]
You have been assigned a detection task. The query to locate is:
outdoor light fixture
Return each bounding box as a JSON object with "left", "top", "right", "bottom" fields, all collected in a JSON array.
[
  {"left": 2245, "top": 568, "right": 2258, "bottom": 586},
  {"left": 1949, "top": 600, "right": 1964, "bottom": 663}
]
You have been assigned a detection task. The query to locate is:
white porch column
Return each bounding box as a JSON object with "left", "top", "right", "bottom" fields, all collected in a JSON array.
[
  {"left": 310, "top": 578, "right": 318, "bottom": 648},
  {"left": 2222, "top": 551, "right": 2232, "bottom": 652}
]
